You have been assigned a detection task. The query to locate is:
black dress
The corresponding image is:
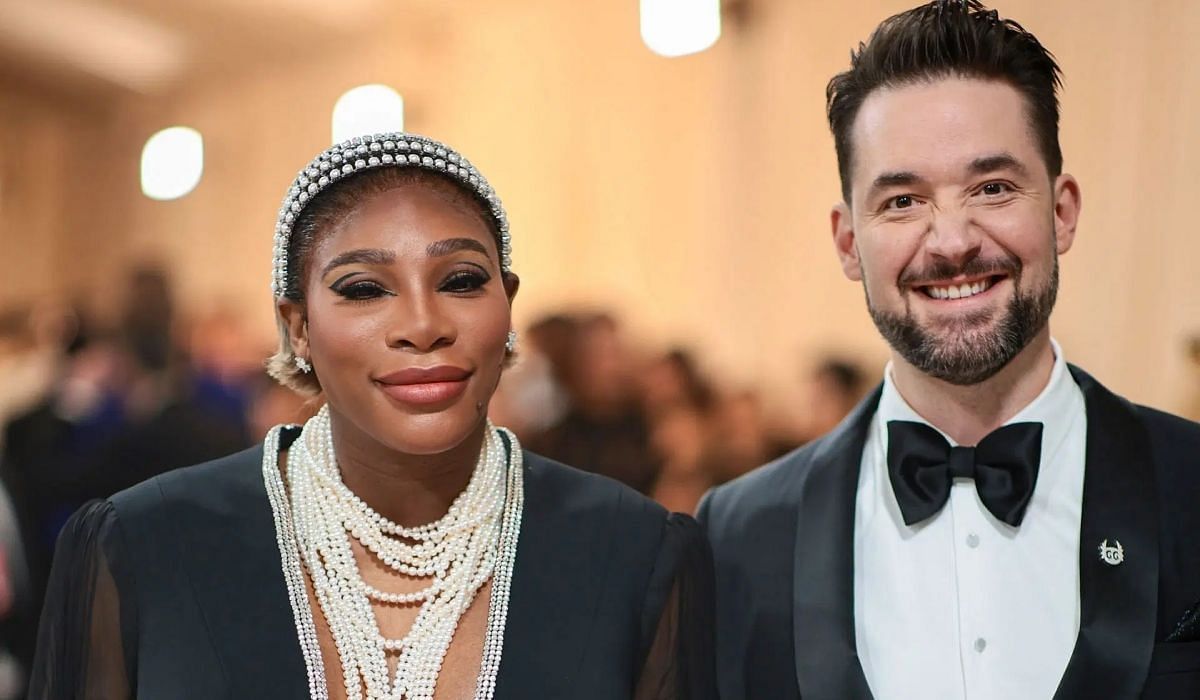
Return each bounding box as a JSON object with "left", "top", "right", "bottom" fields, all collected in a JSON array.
[{"left": 29, "top": 428, "right": 715, "bottom": 699}]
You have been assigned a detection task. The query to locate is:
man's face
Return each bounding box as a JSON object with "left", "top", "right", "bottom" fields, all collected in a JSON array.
[{"left": 831, "top": 77, "right": 1080, "bottom": 385}]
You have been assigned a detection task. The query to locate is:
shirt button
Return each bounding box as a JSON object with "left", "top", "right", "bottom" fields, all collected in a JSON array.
[
  {"left": 974, "top": 637, "right": 987, "bottom": 653},
  {"left": 966, "top": 533, "right": 980, "bottom": 548}
]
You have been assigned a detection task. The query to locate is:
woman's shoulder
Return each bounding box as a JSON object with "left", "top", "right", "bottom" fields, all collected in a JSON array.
[
  {"left": 107, "top": 441, "right": 269, "bottom": 529},
  {"left": 522, "top": 449, "right": 667, "bottom": 522},
  {"left": 520, "top": 450, "right": 704, "bottom": 558},
  {"left": 90, "top": 439, "right": 286, "bottom": 596}
]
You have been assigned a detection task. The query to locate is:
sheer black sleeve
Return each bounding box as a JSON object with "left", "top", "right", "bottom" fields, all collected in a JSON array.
[
  {"left": 635, "top": 512, "right": 717, "bottom": 700},
  {"left": 28, "top": 500, "right": 135, "bottom": 699}
]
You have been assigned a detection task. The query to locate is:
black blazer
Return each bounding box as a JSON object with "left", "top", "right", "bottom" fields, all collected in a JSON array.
[
  {"left": 698, "top": 366, "right": 1200, "bottom": 699},
  {"left": 30, "top": 430, "right": 716, "bottom": 699}
]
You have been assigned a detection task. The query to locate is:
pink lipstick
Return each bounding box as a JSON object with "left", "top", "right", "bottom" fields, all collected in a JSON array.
[{"left": 374, "top": 366, "right": 471, "bottom": 406}]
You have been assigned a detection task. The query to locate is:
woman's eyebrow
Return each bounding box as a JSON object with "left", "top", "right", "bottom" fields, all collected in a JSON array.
[
  {"left": 321, "top": 248, "right": 396, "bottom": 277},
  {"left": 426, "top": 237, "right": 491, "bottom": 259}
]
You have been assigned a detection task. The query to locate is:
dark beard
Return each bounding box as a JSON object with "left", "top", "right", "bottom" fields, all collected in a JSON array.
[{"left": 867, "top": 257, "right": 1059, "bottom": 386}]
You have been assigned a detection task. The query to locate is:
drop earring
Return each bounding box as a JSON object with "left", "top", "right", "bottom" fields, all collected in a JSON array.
[{"left": 295, "top": 356, "right": 312, "bottom": 373}]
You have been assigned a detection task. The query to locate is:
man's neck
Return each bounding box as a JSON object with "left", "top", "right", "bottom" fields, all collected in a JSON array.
[{"left": 889, "top": 329, "right": 1056, "bottom": 446}]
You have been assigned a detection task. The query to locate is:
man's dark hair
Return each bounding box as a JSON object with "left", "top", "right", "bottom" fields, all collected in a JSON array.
[{"left": 826, "top": 0, "right": 1063, "bottom": 203}]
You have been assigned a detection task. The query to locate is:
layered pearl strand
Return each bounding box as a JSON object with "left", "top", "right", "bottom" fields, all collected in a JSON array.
[{"left": 261, "top": 405, "right": 524, "bottom": 700}]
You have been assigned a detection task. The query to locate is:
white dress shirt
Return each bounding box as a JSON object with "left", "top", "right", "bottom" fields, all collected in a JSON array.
[{"left": 854, "top": 341, "right": 1086, "bottom": 700}]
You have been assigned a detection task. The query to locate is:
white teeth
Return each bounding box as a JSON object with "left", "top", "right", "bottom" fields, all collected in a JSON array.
[{"left": 925, "top": 278, "right": 993, "bottom": 300}]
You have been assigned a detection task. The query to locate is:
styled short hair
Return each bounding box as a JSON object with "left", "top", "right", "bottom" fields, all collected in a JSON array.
[{"left": 826, "top": 0, "right": 1063, "bottom": 203}]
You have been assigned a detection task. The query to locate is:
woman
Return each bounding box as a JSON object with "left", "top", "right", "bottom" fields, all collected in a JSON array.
[{"left": 30, "top": 133, "right": 714, "bottom": 699}]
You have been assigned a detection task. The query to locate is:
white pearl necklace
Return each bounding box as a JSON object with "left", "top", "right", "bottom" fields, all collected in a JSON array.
[{"left": 261, "top": 406, "right": 524, "bottom": 700}]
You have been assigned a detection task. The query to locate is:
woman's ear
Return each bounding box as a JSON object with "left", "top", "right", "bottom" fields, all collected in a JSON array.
[
  {"left": 503, "top": 272, "right": 521, "bottom": 304},
  {"left": 277, "top": 298, "right": 309, "bottom": 358}
]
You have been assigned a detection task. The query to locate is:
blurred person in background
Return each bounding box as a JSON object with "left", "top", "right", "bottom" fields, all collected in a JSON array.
[
  {"left": 794, "top": 356, "right": 868, "bottom": 444},
  {"left": 186, "top": 307, "right": 264, "bottom": 431},
  {"left": 245, "top": 373, "right": 317, "bottom": 442},
  {"left": 86, "top": 265, "right": 249, "bottom": 498},
  {"left": 487, "top": 313, "right": 573, "bottom": 439},
  {"left": 0, "top": 304, "right": 78, "bottom": 447},
  {"left": 701, "top": 389, "right": 793, "bottom": 485},
  {"left": 0, "top": 305, "right": 121, "bottom": 558},
  {"left": 186, "top": 306, "right": 316, "bottom": 443},
  {"left": 528, "top": 313, "right": 660, "bottom": 494},
  {"left": 0, "top": 306, "right": 72, "bottom": 699},
  {"left": 701, "top": 2, "right": 1200, "bottom": 698},
  {"left": 649, "top": 404, "right": 711, "bottom": 515},
  {"left": 640, "top": 348, "right": 714, "bottom": 421},
  {"left": 31, "top": 133, "right": 713, "bottom": 699},
  {"left": 642, "top": 348, "right": 716, "bottom": 514}
]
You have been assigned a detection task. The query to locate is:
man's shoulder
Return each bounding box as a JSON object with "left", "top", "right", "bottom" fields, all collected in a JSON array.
[
  {"left": 1069, "top": 364, "right": 1200, "bottom": 498},
  {"left": 1071, "top": 364, "right": 1200, "bottom": 445},
  {"left": 1135, "top": 404, "right": 1200, "bottom": 446},
  {"left": 699, "top": 436, "right": 832, "bottom": 540},
  {"left": 1132, "top": 404, "right": 1200, "bottom": 494}
]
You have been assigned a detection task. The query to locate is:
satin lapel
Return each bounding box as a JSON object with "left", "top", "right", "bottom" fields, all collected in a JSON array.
[
  {"left": 792, "top": 387, "right": 880, "bottom": 700},
  {"left": 165, "top": 436, "right": 310, "bottom": 698},
  {"left": 1054, "top": 367, "right": 1159, "bottom": 699}
]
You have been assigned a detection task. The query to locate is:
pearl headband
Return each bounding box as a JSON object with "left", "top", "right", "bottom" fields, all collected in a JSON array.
[{"left": 272, "top": 132, "right": 511, "bottom": 298}]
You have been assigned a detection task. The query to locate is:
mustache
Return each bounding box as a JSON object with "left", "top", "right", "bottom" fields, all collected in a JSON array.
[{"left": 899, "top": 255, "right": 1021, "bottom": 287}]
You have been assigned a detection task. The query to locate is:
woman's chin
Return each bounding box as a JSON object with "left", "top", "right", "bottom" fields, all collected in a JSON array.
[{"left": 372, "top": 412, "right": 488, "bottom": 457}]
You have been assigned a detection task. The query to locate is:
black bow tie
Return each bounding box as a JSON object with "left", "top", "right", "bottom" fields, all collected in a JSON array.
[{"left": 886, "top": 421, "right": 1043, "bottom": 527}]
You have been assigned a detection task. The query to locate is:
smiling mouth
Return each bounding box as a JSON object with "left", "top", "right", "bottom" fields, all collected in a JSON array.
[
  {"left": 373, "top": 365, "right": 474, "bottom": 407},
  {"left": 918, "top": 275, "right": 1006, "bottom": 300},
  {"left": 375, "top": 378, "right": 470, "bottom": 407}
]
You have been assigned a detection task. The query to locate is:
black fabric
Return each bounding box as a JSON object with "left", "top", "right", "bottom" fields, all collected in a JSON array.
[
  {"left": 634, "top": 515, "right": 716, "bottom": 699},
  {"left": 699, "top": 364, "right": 1200, "bottom": 700},
  {"left": 1052, "top": 368, "right": 1160, "bottom": 699},
  {"left": 1166, "top": 602, "right": 1200, "bottom": 643},
  {"left": 27, "top": 501, "right": 132, "bottom": 699},
  {"left": 788, "top": 398, "right": 875, "bottom": 700},
  {"left": 29, "top": 439, "right": 715, "bottom": 699},
  {"left": 886, "top": 420, "right": 1043, "bottom": 526}
]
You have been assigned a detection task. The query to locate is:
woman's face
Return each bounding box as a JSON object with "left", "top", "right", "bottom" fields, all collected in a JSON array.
[{"left": 283, "top": 181, "right": 516, "bottom": 456}]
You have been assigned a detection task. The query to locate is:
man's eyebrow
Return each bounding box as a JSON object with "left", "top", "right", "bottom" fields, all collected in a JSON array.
[
  {"left": 967, "top": 153, "right": 1029, "bottom": 177},
  {"left": 867, "top": 171, "right": 926, "bottom": 199}
]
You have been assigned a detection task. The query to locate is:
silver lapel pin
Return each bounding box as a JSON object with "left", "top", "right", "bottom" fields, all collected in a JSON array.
[{"left": 1098, "top": 539, "right": 1124, "bottom": 566}]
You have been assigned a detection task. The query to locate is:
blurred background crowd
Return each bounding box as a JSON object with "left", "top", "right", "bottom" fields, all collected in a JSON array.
[{"left": 1, "top": 0, "right": 1199, "bottom": 696}]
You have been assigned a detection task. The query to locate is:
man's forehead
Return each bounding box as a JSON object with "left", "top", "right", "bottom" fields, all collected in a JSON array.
[
  {"left": 858, "top": 78, "right": 1029, "bottom": 136},
  {"left": 851, "top": 78, "right": 1040, "bottom": 175}
]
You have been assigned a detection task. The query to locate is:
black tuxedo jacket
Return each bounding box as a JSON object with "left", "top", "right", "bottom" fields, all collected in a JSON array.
[{"left": 698, "top": 366, "right": 1200, "bottom": 699}]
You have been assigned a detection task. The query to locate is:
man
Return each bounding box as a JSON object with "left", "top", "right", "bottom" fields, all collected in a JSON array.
[{"left": 698, "top": 2, "right": 1200, "bottom": 698}]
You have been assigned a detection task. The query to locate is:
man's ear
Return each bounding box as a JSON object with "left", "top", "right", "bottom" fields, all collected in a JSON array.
[
  {"left": 1052, "top": 173, "right": 1081, "bottom": 255},
  {"left": 831, "top": 202, "right": 863, "bottom": 281}
]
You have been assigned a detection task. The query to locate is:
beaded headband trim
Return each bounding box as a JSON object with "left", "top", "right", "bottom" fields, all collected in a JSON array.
[{"left": 272, "top": 132, "right": 511, "bottom": 298}]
